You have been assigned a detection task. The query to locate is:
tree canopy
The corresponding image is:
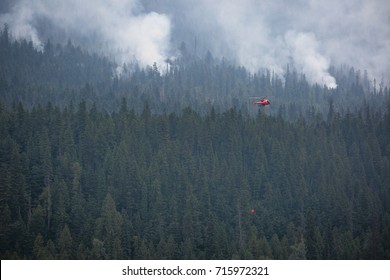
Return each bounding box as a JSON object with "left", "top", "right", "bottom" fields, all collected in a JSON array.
[{"left": 1, "top": 26, "right": 390, "bottom": 259}]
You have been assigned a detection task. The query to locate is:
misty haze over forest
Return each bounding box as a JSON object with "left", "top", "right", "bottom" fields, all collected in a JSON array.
[
  {"left": 1, "top": 0, "right": 390, "bottom": 88},
  {"left": 1, "top": 0, "right": 390, "bottom": 261}
]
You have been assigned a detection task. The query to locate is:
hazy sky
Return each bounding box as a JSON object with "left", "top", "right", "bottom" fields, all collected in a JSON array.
[{"left": 1, "top": 0, "right": 389, "bottom": 87}]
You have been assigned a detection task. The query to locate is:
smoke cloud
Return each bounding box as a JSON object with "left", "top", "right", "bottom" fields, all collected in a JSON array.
[
  {"left": 285, "top": 31, "right": 337, "bottom": 89},
  {"left": 191, "top": 0, "right": 338, "bottom": 87},
  {"left": 143, "top": 0, "right": 390, "bottom": 87},
  {"left": 1, "top": 0, "right": 389, "bottom": 86},
  {"left": 0, "top": 0, "right": 172, "bottom": 69}
]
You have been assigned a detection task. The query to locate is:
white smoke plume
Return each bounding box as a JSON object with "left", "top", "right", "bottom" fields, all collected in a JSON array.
[
  {"left": 0, "top": 0, "right": 172, "bottom": 70},
  {"left": 1, "top": 0, "right": 390, "bottom": 86},
  {"left": 0, "top": 1, "right": 44, "bottom": 51},
  {"left": 143, "top": 0, "right": 390, "bottom": 87},
  {"left": 285, "top": 31, "right": 337, "bottom": 89},
  {"left": 197, "top": 0, "right": 338, "bottom": 87}
]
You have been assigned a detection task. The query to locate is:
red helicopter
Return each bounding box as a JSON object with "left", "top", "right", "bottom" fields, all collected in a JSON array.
[{"left": 253, "top": 98, "right": 270, "bottom": 106}]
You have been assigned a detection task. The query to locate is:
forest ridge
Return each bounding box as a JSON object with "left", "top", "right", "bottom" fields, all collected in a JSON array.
[
  {"left": 0, "top": 26, "right": 389, "bottom": 118},
  {"left": 1, "top": 26, "right": 390, "bottom": 259}
]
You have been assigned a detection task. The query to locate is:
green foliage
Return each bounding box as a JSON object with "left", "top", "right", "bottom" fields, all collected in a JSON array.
[
  {"left": 1, "top": 27, "right": 390, "bottom": 259},
  {"left": 0, "top": 101, "right": 389, "bottom": 259}
]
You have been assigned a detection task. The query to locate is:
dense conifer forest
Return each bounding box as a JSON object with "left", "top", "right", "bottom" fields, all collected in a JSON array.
[{"left": 1, "top": 26, "right": 390, "bottom": 259}]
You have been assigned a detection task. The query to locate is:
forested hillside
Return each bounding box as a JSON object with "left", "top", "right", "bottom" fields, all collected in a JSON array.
[
  {"left": 1, "top": 26, "right": 389, "bottom": 119},
  {"left": 1, "top": 100, "right": 390, "bottom": 259},
  {"left": 1, "top": 26, "right": 390, "bottom": 259}
]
